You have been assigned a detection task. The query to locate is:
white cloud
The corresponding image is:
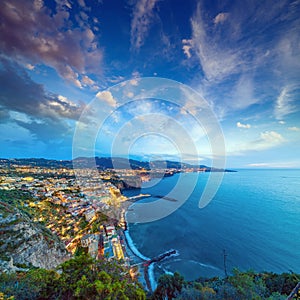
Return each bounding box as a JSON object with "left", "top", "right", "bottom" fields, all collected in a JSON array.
[
  {"left": 260, "top": 131, "right": 284, "bottom": 145},
  {"left": 230, "top": 74, "right": 258, "bottom": 110},
  {"left": 288, "top": 126, "right": 300, "bottom": 131},
  {"left": 188, "top": 1, "right": 300, "bottom": 120},
  {"left": 127, "top": 92, "right": 134, "bottom": 98},
  {"left": 130, "top": 79, "right": 139, "bottom": 86},
  {"left": 132, "top": 71, "right": 141, "bottom": 78},
  {"left": 190, "top": 5, "right": 242, "bottom": 82},
  {"left": 25, "top": 63, "right": 35, "bottom": 70},
  {"left": 230, "top": 131, "right": 285, "bottom": 154},
  {"left": 96, "top": 91, "right": 117, "bottom": 107},
  {"left": 275, "top": 85, "right": 298, "bottom": 119},
  {"left": 182, "top": 39, "right": 193, "bottom": 58},
  {"left": 247, "top": 161, "right": 300, "bottom": 168},
  {"left": 81, "top": 75, "right": 95, "bottom": 86},
  {"left": 247, "top": 163, "right": 269, "bottom": 167},
  {"left": 278, "top": 120, "right": 285, "bottom": 124},
  {"left": 237, "top": 121, "right": 251, "bottom": 129},
  {"left": 109, "top": 75, "right": 125, "bottom": 83},
  {"left": 130, "top": 0, "right": 159, "bottom": 50},
  {"left": 213, "top": 12, "right": 229, "bottom": 25}
]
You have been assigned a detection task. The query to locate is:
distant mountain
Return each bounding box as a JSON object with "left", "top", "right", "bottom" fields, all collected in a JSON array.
[
  {"left": 0, "top": 157, "right": 236, "bottom": 172},
  {"left": 0, "top": 158, "right": 73, "bottom": 169}
]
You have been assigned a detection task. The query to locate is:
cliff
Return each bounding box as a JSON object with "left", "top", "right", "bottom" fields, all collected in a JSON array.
[{"left": 0, "top": 201, "right": 70, "bottom": 272}]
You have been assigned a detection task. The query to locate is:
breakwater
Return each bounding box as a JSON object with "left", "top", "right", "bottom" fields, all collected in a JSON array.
[
  {"left": 123, "top": 210, "right": 179, "bottom": 292},
  {"left": 143, "top": 249, "right": 179, "bottom": 292}
]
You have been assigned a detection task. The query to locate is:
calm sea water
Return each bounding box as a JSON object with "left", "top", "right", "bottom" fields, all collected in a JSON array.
[{"left": 123, "top": 169, "right": 300, "bottom": 281}]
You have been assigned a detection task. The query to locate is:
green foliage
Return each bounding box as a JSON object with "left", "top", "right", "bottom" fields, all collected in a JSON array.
[
  {"left": 152, "top": 269, "right": 300, "bottom": 300},
  {"left": 153, "top": 272, "right": 184, "bottom": 300},
  {"left": 0, "top": 189, "right": 35, "bottom": 217},
  {"left": 1, "top": 252, "right": 299, "bottom": 300},
  {"left": 0, "top": 269, "right": 58, "bottom": 300},
  {"left": 262, "top": 272, "right": 299, "bottom": 296},
  {"left": 227, "top": 268, "right": 267, "bottom": 299},
  {"left": 79, "top": 218, "right": 88, "bottom": 230},
  {"left": 0, "top": 254, "right": 146, "bottom": 300},
  {"left": 74, "top": 245, "right": 87, "bottom": 257}
]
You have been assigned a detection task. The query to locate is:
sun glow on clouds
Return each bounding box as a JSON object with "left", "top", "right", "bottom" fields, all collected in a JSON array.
[{"left": 0, "top": 0, "right": 102, "bottom": 88}]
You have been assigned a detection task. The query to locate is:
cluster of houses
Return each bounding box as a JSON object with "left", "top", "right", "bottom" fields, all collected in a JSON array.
[
  {"left": 80, "top": 224, "right": 128, "bottom": 264},
  {"left": 0, "top": 164, "right": 132, "bottom": 266}
]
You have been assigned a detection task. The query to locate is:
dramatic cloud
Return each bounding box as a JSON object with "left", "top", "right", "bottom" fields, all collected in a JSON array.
[
  {"left": 130, "top": 0, "right": 159, "bottom": 50},
  {"left": 0, "top": 58, "right": 85, "bottom": 140},
  {"left": 237, "top": 122, "right": 251, "bottom": 129},
  {"left": 0, "top": 0, "right": 102, "bottom": 87}
]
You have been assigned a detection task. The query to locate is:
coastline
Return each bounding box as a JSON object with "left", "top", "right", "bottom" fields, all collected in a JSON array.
[
  {"left": 122, "top": 202, "right": 179, "bottom": 292},
  {"left": 122, "top": 208, "right": 155, "bottom": 291}
]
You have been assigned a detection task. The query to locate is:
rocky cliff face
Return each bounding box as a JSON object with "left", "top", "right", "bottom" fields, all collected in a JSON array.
[{"left": 0, "top": 202, "right": 70, "bottom": 272}]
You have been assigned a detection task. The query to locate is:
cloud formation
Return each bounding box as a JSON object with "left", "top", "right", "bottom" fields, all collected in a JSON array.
[
  {"left": 274, "top": 85, "right": 299, "bottom": 120},
  {"left": 184, "top": 0, "right": 300, "bottom": 122},
  {"left": 0, "top": 0, "right": 102, "bottom": 87},
  {"left": 288, "top": 126, "right": 300, "bottom": 131},
  {"left": 182, "top": 39, "right": 193, "bottom": 59},
  {"left": 237, "top": 122, "right": 251, "bottom": 129},
  {"left": 189, "top": 4, "right": 242, "bottom": 81},
  {"left": 213, "top": 12, "right": 229, "bottom": 25},
  {"left": 231, "top": 131, "right": 285, "bottom": 155},
  {"left": 0, "top": 57, "right": 85, "bottom": 141},
  {"left": 96, "top": 91, "right": 117, "bottom": 107},
  {"left": 130, "top": 0, "right": 159, "bottom": 50}
]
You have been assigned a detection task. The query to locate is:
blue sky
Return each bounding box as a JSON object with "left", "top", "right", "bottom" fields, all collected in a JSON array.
[{"left": 0, "top": 0, "right": 299, "bottom": 168}]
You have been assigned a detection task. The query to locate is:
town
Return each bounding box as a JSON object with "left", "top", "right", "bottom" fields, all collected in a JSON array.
[
  {"left": 0, "top": 160, "right": 135, "bottom": 262},
  {"left": 0, "top": 158, "right": 215, "bottom": 289}
]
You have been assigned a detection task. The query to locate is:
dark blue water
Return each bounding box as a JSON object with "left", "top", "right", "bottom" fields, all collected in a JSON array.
[{"left": 123, "top": 169, "right": 300, "bottom": 280}]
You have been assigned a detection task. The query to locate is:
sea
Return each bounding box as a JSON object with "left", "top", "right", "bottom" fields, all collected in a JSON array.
[{"left": 123, "top": 169, "right": 300, "bottom": 282}]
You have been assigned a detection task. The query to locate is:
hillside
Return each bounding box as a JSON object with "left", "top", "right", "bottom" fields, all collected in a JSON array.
[{"left": 0, "top": 201, "right": 70, "bottom": 272}]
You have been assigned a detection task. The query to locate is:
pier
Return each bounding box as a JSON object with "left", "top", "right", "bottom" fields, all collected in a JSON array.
[
  {"left": 143, "top": 249, "right": 178, "bottom": 292},
  {"left": 153, "top": 195, "right": 178, "bottom": 202},
  {"left": 127, "top": 194, "right": 151, "bottom": 201},
  {"left": 122, "top": 206, "right": 178, "bottom": 292}
]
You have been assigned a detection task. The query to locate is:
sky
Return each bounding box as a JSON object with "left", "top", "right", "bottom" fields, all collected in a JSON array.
[{"left": 0, "top": 0, "right": 299, "bottom": 168}]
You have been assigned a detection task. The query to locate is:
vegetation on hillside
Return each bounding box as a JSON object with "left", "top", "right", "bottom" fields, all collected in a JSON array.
[
  {"left": 151, "top": 268, "right": 300, "bottom": 299},
  {"left": 0, "top": 254, "right": 146, "bottom": 300},
  {"left": 1, "top": 256, "right": 299, "bottom": 300}
]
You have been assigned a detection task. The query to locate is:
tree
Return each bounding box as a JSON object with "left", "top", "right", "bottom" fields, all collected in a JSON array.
[
  {"left": 0, "top": 254, "right": 146, "bottom": 300},
  {"left": 153, "top": 272, "right": 184, "bottom": 300},
  {"left": 227, "top": 268, "right": 267, "bottom": 299}
]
